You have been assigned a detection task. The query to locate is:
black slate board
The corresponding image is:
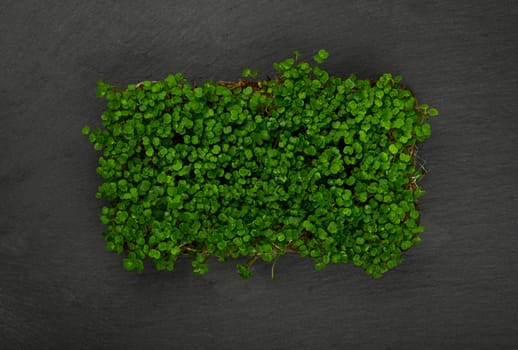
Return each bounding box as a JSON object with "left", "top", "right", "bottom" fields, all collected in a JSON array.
[{"left": 1, "top": 1, "right": 517, "bottom": 349}]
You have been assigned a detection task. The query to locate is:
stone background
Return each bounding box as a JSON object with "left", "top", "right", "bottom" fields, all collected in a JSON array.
[{"left": 1, "top": 1, "right": 517, "bottom": 349}]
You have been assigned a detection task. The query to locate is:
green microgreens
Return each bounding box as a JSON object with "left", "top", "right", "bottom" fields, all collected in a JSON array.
[{"left": 84, "top": 50, "right": 437, "bottom": 279}]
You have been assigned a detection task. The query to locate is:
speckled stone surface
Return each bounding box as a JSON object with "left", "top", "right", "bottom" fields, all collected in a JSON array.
[{"left": 1, "top": 1, "right": 517, "bottom": 349}]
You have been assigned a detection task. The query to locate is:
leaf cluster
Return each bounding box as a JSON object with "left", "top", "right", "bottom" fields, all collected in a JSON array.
[{"left": 83, "top": 49, "right": 437, "bottom": 279}]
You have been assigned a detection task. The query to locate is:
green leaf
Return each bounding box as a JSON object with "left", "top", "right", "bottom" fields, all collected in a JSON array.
[
  {"left": 172, "top": 160, "right": 183, "bottom": 171},
  {"left": 305, "top": 146, "right": 317, "bottom": 156},
  {"left": 330, "top": 162, "right": 341, "bottom": 174},
  {"left": 105, "top": 241, "right": 115, "bottom": 251},
  {"left": 327, "top": 222, "right": 338, "bottom": 234},
  {"left": 123, "top": 258, "right": 135, "bottom": 271},
  {"left": 401, "top": 241, "right": 412, "bottom": 250},
  {"left": 315, "top": 262, "right": 326, "bottom": 271},
  {"left": 422, "top": 124, "right": 431, "bottom": 137},
  {"left": 317, "top": 49, "right": 329, "bottom": 60},
  {"left": 428, "top": 108, "right": 439, "bottom": 116},
  {"left": 223, "top": 126, "right": 232, "bottom": 134},
  {"left": 242, "top": 68, "right": 251, "bottom": 78},
  {"left": 344, "top": 78, "right": 355, "bottom": 89},
  {"left": 81, "top": 126, "right": 90, "bottom": 135},
  {"left": 244, "top": 149, "right": 253, "bottom": 159},
  {"left": 165, "top": 74, "right": 177, "bottom": 86},
  {"left": 96, "top": 80, "right": 109, "bottom": 97},
  {"left": 389, "top": 144, "right": 398, "bottom": 154},
  {"left": 237, "top": 263, "right": 252, "bottom": 279},
  {"left": 280, "top": 58, "right": 294, "bottom": 70},
  {"left": 399, "top": 153, "right": 411, "bottom": 162},
  {"left": 194, "top": 87, "right": 203, "bottom": 98},
  {"left": 149, "top": 249, "right": 161, "bottom": 259},
  {"left": 302, "top": 220, "right": 315, "bottom": 232}
]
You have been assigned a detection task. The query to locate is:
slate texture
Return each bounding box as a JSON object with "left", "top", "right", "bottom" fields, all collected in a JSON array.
[{"left": 1, "top": 1, "right": 517, "bottom": 349}]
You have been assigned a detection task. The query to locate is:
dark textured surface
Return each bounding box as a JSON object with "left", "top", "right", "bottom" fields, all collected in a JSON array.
[{"left": 1, "top": 1, "right": 517, "bottom": 349}]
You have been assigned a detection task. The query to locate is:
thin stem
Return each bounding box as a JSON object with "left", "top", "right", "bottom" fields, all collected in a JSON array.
[
  {"left": 271, "top": 255, "right": 279, "bottom": 281},
  {"left": 272, "top": 242, "right": 282, "bottom": 251},
  {"left": 247, "top": 254, "right": 260, "bottom": 267}
]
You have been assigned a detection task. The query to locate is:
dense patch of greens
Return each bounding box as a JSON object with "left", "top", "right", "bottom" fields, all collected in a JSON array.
[{"left": 83, "top": 49, "right": 437, "bottom": 279}]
